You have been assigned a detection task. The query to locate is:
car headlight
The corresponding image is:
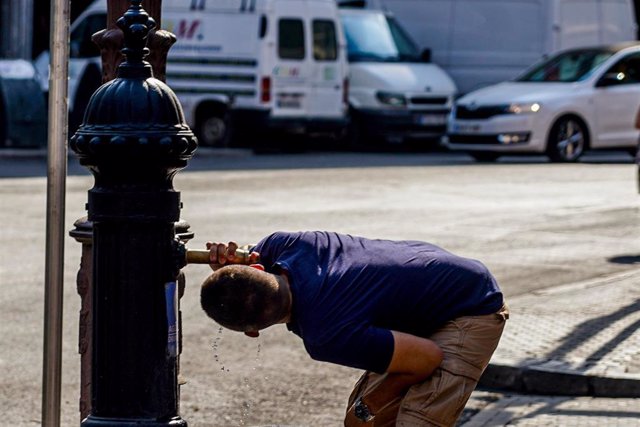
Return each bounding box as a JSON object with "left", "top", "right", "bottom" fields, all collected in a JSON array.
[
  {"left": 505, "top": 102, "right": 541, "bottom": 114},
  {"left": 376, "top": 91, "right": 407, "bottom": 107}
]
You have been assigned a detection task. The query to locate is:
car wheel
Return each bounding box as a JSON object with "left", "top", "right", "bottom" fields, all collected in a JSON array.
[
  {"left": 197, "top": 114, "right": 228, "bottom": 147},
  {"left": 470, "top": 151, "right": 500, "bottom": 162},
  {"left": 546, "top": 116, "right": 587, "bottom": 162}
]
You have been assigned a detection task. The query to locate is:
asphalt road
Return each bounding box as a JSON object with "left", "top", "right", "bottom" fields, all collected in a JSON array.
[{"left": 1, "top": 149, "right": 639, "bottom": 425}]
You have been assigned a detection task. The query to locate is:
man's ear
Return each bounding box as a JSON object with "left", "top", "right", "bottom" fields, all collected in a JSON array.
[{"left": 249, "top": 264, "right": 265, "bottom": 271}]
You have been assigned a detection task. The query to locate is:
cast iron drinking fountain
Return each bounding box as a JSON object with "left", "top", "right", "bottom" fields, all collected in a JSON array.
[
  {"left": 69, "top": 0, "right": 254, "bottom": 422},
  {"left": 70, "top": 1, "right": 198, "bottom": 424}
]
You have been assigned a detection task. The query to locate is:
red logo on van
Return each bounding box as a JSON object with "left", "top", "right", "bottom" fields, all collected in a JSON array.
[{"left": 174, "top": 20, "right": 202, "bottom": 39}]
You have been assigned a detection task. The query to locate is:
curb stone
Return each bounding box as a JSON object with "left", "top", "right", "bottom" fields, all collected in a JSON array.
[{"left": 481, "top": 363, "right": 640, "bottom": 397}]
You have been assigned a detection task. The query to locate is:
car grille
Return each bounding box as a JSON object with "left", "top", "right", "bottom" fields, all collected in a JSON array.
[
  {"left": 448, "top": 134, "right": 501, "bottom": 144},
  {"left": 410, "top": 96, "right": 448, "bottom": 105},
  {"left": 455, "top": 105, "right": 507, "bottom": 119}
]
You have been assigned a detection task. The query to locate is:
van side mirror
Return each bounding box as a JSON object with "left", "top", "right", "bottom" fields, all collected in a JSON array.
[
  {"left": 421, "top": 48, "right": 431, "bottom": 63},
  {"left": 597, "top": 72, "right": 624, "bottom": 87}
]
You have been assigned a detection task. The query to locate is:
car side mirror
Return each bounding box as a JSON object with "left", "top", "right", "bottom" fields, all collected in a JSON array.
[
  {"left": 597, "top": 72, "right": 624, "bottom": 87},
  {"left": 421, "top": 48, "right": 432, "bottom": 63}
]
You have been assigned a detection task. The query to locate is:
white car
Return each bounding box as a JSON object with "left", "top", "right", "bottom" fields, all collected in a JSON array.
[{"left": 445, "top": 43, "right": 640, "bottom": 162}]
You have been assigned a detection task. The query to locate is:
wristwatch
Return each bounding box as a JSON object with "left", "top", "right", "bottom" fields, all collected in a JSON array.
[{"left": 354, "top": 397, "right": 375, "bottom": 423}]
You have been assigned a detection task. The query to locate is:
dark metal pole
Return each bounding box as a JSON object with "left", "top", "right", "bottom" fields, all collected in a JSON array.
[{"left": 70, "top": 1, "right": 197, "bottom": 424}]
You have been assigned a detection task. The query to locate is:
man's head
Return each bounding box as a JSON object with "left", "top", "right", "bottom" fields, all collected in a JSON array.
[{"left": 200, "top": 264, "right": 291, "bottom": 334}]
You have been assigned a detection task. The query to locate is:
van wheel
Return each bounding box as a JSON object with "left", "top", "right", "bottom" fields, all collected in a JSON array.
[
  {"left": 470, "top": 151, "right": 500, "bottom": 162},
  {"left": 546, "top": 116, "right": 587, "bottom": 162},
  {"left": 197, "top": 114, "right": 228, "bottom": 147}
]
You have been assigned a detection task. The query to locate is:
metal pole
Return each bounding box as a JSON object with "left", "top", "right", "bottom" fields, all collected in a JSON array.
[{"left": 42, "top": 0, "right": 70, "bottom": 425}]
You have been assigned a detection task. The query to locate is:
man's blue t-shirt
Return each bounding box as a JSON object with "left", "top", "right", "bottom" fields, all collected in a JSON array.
[{"left": 253, "top": 231, "right": 503, "bottom": 374}]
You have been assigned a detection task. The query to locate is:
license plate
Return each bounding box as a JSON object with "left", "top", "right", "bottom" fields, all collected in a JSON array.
[
  {"left": 276, "top": 94, "right": 303, "bottom": 109},
  {"left": 453, "top": 123, "right": 482, "bottom": 133},
  {"left": 415, "top": 114, "right": 447, "bottom": 126}
]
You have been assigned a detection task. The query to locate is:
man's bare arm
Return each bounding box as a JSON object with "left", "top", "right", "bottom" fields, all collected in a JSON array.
[{"left": 345, "top": 331, "right": 443, "bottom": 425}]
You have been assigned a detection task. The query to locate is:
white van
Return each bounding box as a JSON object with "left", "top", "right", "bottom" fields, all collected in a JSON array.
[
  {"left": 339, "top": 7, "right": 457, "bottom": 147},
  {"left": 36, "top": 0, "right": 349, "bottom": 147},
  {"left": 366, "top": 0, "right": 638, "bottom": 94}
]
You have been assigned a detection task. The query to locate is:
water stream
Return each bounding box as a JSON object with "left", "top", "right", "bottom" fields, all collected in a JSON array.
[{"left": 211, "top": 327, "right": 265, "bottom": 426}]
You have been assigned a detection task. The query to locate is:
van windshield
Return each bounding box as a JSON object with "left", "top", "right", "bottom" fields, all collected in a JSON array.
[
  {"left": 516, "top": 49, "right": 614, "bottom": 83},
  {"left": 340, "top": 13, "right": 421, "bottom": 62}
]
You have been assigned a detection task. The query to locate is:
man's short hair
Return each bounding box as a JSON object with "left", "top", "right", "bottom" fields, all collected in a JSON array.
[{"left": 200, "top": 265, "right": 283, "bottom": 332}]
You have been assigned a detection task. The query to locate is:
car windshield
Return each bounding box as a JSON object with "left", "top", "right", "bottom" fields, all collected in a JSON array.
[
  {"left": 341, "top": 13, "right": 421, "bottom": 62},
  {"left": 516, "top": 49, "right": 614, "bottom": 82}
]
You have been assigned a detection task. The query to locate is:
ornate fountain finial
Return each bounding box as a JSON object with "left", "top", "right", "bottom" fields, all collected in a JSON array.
[
  {"left": 116, "top": 0, "right": 157, "bottom": 67},
  {"left": 71, "top": 0, "right": 197, "bottom": 164}
]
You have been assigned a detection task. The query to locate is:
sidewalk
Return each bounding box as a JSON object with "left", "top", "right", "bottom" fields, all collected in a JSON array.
[
  {"left": 461, "top": 267, "right": 640, "bottom": 426},
  {"left": 483, "top": 268, "right": 640, "bottom": 396},
  {"left": 461, "top": 393, "right": 640, "bottom": 426}
]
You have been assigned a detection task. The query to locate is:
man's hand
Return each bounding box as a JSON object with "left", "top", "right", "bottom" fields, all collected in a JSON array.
[
  {"left": 206, "top": 241, "right": 237, "bottom": 269},
  {"left": 205, "top": 241, "right": 260, "bottom": 270}
]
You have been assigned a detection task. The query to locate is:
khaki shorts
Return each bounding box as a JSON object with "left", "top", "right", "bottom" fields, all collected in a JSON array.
[{"left": 345, "top": 303, "right": 509, "bottom": 427}]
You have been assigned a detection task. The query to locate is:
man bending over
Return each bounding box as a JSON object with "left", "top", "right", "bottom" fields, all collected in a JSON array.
[{"left": 200, "top": 230, "right": 508, "bottom": 426}]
